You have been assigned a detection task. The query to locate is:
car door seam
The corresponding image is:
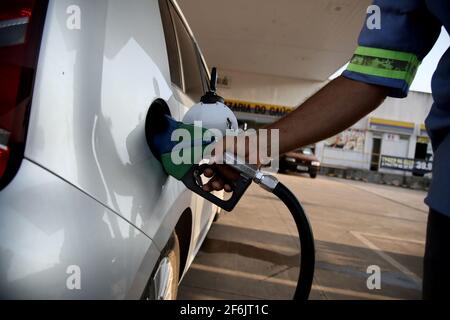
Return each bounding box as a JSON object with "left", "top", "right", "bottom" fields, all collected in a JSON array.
[{"left": 24, "top": 157, "right": 160, "bottom": 250}]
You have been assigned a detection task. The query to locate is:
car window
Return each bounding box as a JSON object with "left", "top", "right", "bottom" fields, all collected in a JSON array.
[
  {"left": 169, "top": 3, "right": 204, "bottom": 102},
  {"left": 159, "top": 0, "right": 182, "bottom": 89},
  {"left": 302, "top": 148, "right": 313, "bottom": 155},
  {"left": 198, "top": 53, "right": 210, "bottom": 92}
]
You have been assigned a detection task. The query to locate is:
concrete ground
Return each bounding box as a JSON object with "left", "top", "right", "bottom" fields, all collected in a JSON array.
[{"left": 178, "top": 174, "right": 428, "bottom": 300}]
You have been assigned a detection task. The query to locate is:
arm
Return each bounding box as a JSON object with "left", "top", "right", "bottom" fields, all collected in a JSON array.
[
  {"left": 266, "top": 76, "right": 388, "bottom": 155},
  {"left": 202, "top": 76, "right": 388, "bottom": 192}
]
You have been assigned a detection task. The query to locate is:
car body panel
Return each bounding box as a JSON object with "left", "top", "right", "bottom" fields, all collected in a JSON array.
[
  {"left": 0, "top": 160, "right": 159, "bottom": 299},
  {"left": 284, "top": 151, "right": 318, "bottom": 163},
  {"left": 25, "top": 0, "right": 214, "bottom": 251},
  {"left": 0, "top": 0, "right": 217, "bottom": 298}
]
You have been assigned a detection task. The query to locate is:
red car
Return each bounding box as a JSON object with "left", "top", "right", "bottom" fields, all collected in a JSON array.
[{"left": 278, "top": 148, "right": 321, "bottom": 178}]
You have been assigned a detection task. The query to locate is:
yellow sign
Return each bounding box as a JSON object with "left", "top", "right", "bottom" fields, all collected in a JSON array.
[
  {"left": 369, "top": 117, "right": 415, "bottom": 129},
  {"left": 225, "top": 99, "right": 294, "bottom": 117},
  {"left": 417, "top": 136, "right": 430, "bottom": 144}
]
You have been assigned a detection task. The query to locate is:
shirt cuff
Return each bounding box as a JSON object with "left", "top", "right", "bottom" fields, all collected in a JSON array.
[{"left": 342, "top": 46, "right": 420, "bottom": 98}]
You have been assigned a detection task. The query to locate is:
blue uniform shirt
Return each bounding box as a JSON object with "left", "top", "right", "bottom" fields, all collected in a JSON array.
[{"left": 342, "top": 0, "right": 450, "bottom": 216}]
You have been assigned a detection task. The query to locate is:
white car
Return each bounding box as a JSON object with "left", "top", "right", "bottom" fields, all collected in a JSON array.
[{"left": 0, "top": 0, "right": 220, "bottom": 299}]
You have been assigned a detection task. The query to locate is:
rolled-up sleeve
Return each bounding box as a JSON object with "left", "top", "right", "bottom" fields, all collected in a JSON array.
[{"left": 342, "top": 0, "right": 441, "bottom": 98}]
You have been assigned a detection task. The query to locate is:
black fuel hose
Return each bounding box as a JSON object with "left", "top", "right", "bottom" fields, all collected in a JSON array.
[{"left": 272, "top": 182, "right": 315, "bottom": 300}]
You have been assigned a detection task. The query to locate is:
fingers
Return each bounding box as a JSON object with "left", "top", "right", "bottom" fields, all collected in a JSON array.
[
  {"left": 202, "top": 175, "right": 225, "bottom": 192},
  {"left": 215, "top": 164, "right": 241, "bottom": 181},
  {"left": 223, "top": 183, "right": 233, "bottom": 193},
  {"left": 203, "top": 167, "right": 214, "bottom": 178},
  {"left": 201, "top": 164, "right": 238, "bottom": 193}
]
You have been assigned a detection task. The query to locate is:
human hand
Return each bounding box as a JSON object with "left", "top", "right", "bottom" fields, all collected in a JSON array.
[{"left": 201, "top": 133, "right": 263, "bottom": 193}]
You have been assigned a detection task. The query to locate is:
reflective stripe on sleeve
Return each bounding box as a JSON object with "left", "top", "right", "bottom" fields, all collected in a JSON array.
[{"left": 347, "top": 46, "right": 420, "bottom": 86}]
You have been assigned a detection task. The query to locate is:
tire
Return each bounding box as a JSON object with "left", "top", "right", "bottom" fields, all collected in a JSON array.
[
  {"left": 213, "top": 209, "right": 222, "bottom": 222},
  {"left": 309, "top": 172, "right": 317, "bottom": 179},
  {"left": 146, "top": 233, "right": 180, "bottom": 300}
]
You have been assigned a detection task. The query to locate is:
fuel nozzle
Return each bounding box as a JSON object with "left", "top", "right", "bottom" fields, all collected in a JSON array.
[{"left": 223, "top": 152, "right": 279, "bottom": 192}]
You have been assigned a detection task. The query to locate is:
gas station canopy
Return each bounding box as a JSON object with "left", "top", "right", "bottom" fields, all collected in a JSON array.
[{"left": 179, "top": 0, "right": 372, "bottom": 81}]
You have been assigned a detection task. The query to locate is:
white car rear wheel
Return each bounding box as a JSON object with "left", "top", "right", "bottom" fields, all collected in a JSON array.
[{"left": 150, "top": 233, "right": 180, "bottom": 300}]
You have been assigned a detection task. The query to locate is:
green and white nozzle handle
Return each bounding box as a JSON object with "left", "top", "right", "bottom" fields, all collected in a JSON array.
[
  {"left": 181, "top": 151, "right": 280, "bottom": 212},
  {"left": 181, "top": 67, "right": 281, "bottom": 210},
  {"left": 147, "top": 67, "right": 258, "bottom": 211}
]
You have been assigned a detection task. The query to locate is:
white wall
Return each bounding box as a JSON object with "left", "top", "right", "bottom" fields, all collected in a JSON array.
[
  {"left": 369, "top": 91, "right": 433, "bottom": 124},
  {"left": 317, "top": 91, "right": 434, "bottom": 172}
]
